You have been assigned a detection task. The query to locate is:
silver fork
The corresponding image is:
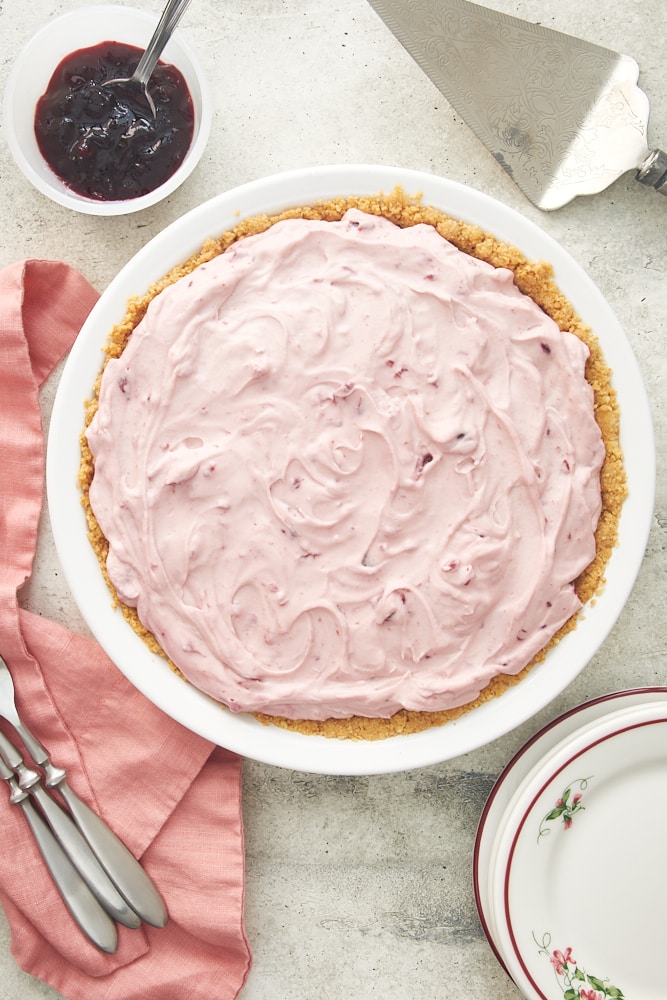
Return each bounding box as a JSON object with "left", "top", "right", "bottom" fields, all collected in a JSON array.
[{"left": 0, "top": 654, "right": 167, "bottom": 930}]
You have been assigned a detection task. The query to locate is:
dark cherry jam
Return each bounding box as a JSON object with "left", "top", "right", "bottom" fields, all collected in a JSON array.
[{"left": 34, "top": 41, "right": 195, "bottom": 202}]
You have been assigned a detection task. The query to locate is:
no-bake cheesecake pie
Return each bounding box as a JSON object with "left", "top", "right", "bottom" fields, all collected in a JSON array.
[{"left": 80, "top": 190, "right": 626, "bottom": 739}]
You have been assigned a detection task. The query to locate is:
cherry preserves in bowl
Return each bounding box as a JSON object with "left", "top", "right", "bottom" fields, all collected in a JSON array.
[
  {"left": 4, "top": 5, "right": 211, "bottom": 216},
  {"left": 35, "top": 41, "right": 195, "bottom": 202}
]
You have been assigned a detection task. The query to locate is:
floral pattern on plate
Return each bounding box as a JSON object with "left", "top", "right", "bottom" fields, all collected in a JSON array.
[
  {"left": 534, "top": 933, "right": 625, "bottom": 999},
  {"left": 492, "top": 708, "right": 667, "bottom": 1000},
  {"left": 537, "top": 777, "right": 591, "bottom": 841}
]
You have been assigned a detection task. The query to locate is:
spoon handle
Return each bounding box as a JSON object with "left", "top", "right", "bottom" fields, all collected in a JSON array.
[{"left": 134, "top": 0, "right": 195, "bottom": 86}]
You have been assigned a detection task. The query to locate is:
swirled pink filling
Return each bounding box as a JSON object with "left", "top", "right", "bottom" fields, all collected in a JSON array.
[{"left": 87, "top": 209, "right": 604, "bottom": 720}]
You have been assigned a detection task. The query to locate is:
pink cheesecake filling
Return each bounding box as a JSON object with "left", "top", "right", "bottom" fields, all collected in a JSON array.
[{"left": 86, "top": 208, "right": 604, "bottom": 720}]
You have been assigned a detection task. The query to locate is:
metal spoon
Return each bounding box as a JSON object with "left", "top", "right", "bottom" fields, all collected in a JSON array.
[{"left": 103, "top": 0, "right": 194, "bottom": 117}]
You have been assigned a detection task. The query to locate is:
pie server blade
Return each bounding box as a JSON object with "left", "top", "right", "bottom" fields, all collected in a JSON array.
[{"left": 366, "top": 0, "right": 666, "bottom": 209}]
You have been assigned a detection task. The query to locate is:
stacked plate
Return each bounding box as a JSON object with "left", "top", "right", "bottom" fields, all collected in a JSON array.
[{"left": 474, "top": 688, "right": 667, "bottom": 1000}]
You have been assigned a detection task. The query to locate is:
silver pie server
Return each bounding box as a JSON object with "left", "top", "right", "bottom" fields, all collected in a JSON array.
[{"left": 366, "top": 0, "right": 666, "bottom": 209}]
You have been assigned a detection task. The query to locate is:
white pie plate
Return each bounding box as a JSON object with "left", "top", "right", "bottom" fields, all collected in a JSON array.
[
  {"left": 46, "top": 164, "right": 655, "bottom": 774},
  {"left": 487, "top": 697, "right": 667, "bottom": 999}
]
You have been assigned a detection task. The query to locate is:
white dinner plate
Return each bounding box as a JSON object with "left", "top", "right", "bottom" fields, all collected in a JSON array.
[
  {"left": 473, "top": 687, "right": 667, "bottom": 976},
  {"left": 491, "top": 700, "right": 667, "bottom": 999},
  {"left": 46, "top": 164, "right": 655, "bottom": 774}
]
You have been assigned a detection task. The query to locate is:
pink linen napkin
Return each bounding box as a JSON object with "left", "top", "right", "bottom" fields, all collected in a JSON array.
[{"left": 0, "top": 260, "right": 251, "bottom": 999}]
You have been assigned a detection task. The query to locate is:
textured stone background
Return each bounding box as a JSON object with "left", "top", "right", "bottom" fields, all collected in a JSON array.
[{"left": 1, "top": 1, "right": 665, "bottom": 997}]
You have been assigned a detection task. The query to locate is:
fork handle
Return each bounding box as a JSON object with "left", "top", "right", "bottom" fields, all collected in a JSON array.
[
  {"left": 57, "top": 780, "right": 168, "bottom": 929},
  {"left": 14, "top": 722, "right": 168, "bottom": 927},
  {"left": 0, "top": 755, "right": 118, "bottom": 953},
  {"left": 19, "top": 797, "right": 119, "bottom": 953},
  {"left": 26, "top": 781, "right": 142, "bottom": 929},
  {"left": 0, "top": 729, "right": 139, "bottom": 929},
  {"left": 14, "top": 720, "right": 167, "bottom": 927}
]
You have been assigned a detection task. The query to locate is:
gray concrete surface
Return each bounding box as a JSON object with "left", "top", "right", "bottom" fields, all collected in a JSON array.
[{"left": 1, "top": 0, "right": 665, "bottom": 997}]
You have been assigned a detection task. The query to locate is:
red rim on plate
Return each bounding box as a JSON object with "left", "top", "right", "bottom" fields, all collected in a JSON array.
[{"left": 473, "top": 688, "right": 667, "bottom": 985}]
